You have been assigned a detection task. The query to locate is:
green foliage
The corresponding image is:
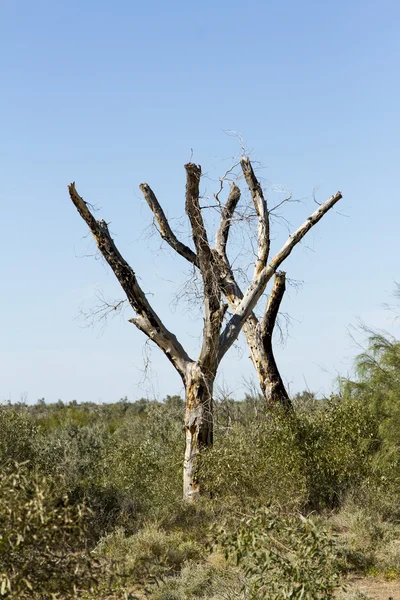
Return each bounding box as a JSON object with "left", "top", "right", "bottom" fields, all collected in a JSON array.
[
  {"left": 343, "top": 330, "right": 400, "bottom": 519},
  {"left": 104, "top": 402, "right": 184, "bottom": 522},
  {"left": 0, "top": 462, "right": 100, "bottom": 599},
  {"left": 2, "top": 324, "right": 400, "bottom": 599},
  {"left": 33, "top": 420, "right": 118, "bottom": 539},
  {"left": 199, "top": 408, "right": 307, "bottom": 510},
  {"left": 0, "top": 406, "right": 37, "bottom": 463},
  {"left": 34, "top": 422, "right": 108, "bottom": 489},
  {"left": 294, "top": 396, "right": 378, "bottom": 509},
  {"left": 217, "top": 506, "right": 340, "bottom": 600},
  {"left": 95, "top": 523, "right": 204, "bottom": 585},
  {"left": 151, "top": 560, "right": 243, "bottom": 600},
  {"left": 350, "top": 331, "right": 400, "bottom": 446}
]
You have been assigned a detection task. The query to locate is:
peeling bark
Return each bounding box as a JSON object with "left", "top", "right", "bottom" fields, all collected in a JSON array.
[
  {"left": 184, "top": 163, "right": 223, "bottom": 372},
  {"left": 240, "top": 156, "right": 270, "bottom": 277},
  {"left": 183, "top": 363, "right": 214, "bottom": 502},
  {"left": 218, "top": 191, "right": 343, "bottom": 361}
]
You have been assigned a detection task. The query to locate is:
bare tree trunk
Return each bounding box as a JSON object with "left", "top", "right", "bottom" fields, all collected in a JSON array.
[
  {"left": 183, "top": 363, "right": 215, "bottom": 502},
  {"left": 217, "top": 260, "right": 291, "bottom": 408},
  {"left": 241, "top": 315, "right": 290, "bottom": 409},
  {"left": 260, "top": 272, "right": 291, "bottom": 408}
]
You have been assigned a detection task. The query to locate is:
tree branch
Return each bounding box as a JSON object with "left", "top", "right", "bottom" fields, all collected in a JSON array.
[
  {"left": 241, "top": 156, "right": 270, "bottom": 276},
  {"left": 184, "top": 163, "right": 213, "bottom": 271},
  {"left": 215, "top": 182, "right": 241, "bottom": 258},
  {"left": 218, "top": 191, "right": 343, "bottom": 361},
  {"left": 68, "top": 182, "right": 192, "bottom": 379},
  {"left": 262, "top": 271, "right": 286, "bottom": 339},
  {"left": 139, "top": 182, "right": 199, "bottom": 267},
  {"left": 260, "top": 271, "right": 291, "bottom": 408},
  {"left": 184, "top": 163, "right": 223, "bottom": 371}
]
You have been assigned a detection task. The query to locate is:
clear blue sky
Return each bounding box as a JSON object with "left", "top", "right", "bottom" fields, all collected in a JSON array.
[{"left": 1, "top": 0, "right": 399, "bottom": 404}]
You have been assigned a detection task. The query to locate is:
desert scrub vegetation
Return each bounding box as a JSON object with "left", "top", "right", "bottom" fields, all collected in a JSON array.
[
  {"left": 95, "top": 523, "right": 204, "bottom": 586},
  {"left": 0, "top": 461, "right": 102, "bottom": 599},
  {"left": 216, "top": 505, "right": 340, "bottom": 600},
  {"left": 0, "top": 329, "right": 399, "bottom": 597},
  {"left": 199, "top": 405, "right": 307, "bottom": 510}
]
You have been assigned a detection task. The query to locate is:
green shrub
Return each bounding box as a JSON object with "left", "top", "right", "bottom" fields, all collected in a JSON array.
[
  {"left": 295, "top": 396, "right": 377, "bottom": 509},
  {"left": 341, "top": 330, "right": 400, "bottom": 520},
  {"left": 199, "top": 409, "right": 307, "bottom": 510},
  {"left": 0, "top": 462, "right": 100, "bottom": 599},
  {"left": 95, "top": 523, "right": 204, "bottom": 584},
  {"left": 0, "top": 407, "right": 37, "bottom": 463},
  {"left": 217, "top": 506, "right": 340, "bottom": 600},
  {"left": 103, "top": 403, "right": 184, "bottom": 522},
  {"left": 33, "top": 420, "right": 117, "bottom": 539},
  {"left": 152, "top": 560, "right": 244, "bottom": 600},
  {"left": 34, "top": 421, "right": 108, "bottom": 488}
]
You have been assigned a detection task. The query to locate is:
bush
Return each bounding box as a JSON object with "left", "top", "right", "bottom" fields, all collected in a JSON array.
[
  {"left": 152, "top": 560, "right": 244, "bottom": 600},
  {"left": 0, "top": 406, "right": 37, "bottom": 463},
  {"left": 217, "top": 505, "right": 340, "bottom": 600},
  {"left": 103, "top": 403, "right": 184, "bottom": 522},
  {"left": 33, "top": 420, "right": 118, "bottom": 539},
  {"left": 295, "top": 396, "right": 377, "bottom": 509},
  {"left": 0, "top": 461, "right": 101, "bottom": 599},
  {"left": 95, "top": 523, "right": 204, "bottom": 584},
  {"left": 199, "top": 409, "right": 307, "bottom": 510},
  {"left": 34, "top": 421, "right": 108, "bottom": 489}
]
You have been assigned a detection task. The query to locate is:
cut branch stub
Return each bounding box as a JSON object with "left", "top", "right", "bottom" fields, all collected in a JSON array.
[
  {"left": 215, "top": 182, "right": 241, "bottom": 258},
  {"left": 262, "top": 271, "right": 286, "bottom": 339},
  {"left": 241, "top": 156, "right": 270, "bottom": 276}
]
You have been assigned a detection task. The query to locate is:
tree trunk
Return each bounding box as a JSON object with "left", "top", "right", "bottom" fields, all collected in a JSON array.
[
  {"left": 240, "top": 315, "right": 287, "bottom": 408},
  {"left": 260, "top": 272, "right": 291, "bottom": 408},
  {"left": 218, "top": 262, "right": 291, "bottom": 409},
  {"left": 183, "top": 363, "right": 214, "bottom": 502}
]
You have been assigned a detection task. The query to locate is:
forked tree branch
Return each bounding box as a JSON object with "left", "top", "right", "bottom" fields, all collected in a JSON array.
[
  {"left": 218, "top": 191, "right": 343, "bottom": 361},
  {"left": 68, "top": 182, "right": 192, "bottom": 379},
  {"left": 139, "top": 163, "right": 342, "bottom": 378}
]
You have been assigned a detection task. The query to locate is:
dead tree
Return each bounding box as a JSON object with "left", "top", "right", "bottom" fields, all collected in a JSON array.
[
  {"left": 69, "top": 158, "right": 341, "bottom": 501},
  {"left": 142, "top": 157, "right": 342, "bottom": 408}
]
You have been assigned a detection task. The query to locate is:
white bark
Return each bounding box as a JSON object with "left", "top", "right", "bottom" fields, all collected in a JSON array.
[
  {"left": 218, "top": 191, "right": 342, "bottom": 360},
  {"left": 240, "top": 156, "right": 270, "bottom": 277}
]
